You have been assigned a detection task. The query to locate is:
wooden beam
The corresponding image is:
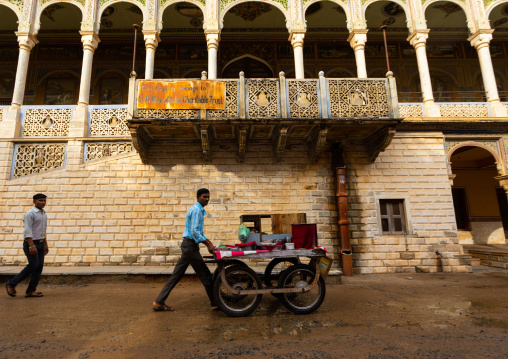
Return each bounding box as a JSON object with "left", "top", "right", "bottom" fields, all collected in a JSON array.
[
  {"left": 308, "top": 126, "right": 329, "bottom": 163},
  {"left": 130, "top": 128, "right": 150, "bottom": 164},
  {"left": 273, "top": 126, "right": 288, "bottom": 162},
  {"left": 237, "top": 126, "right": 248, "bottom": 163},
  {"left": 200, "top": 126, "right": 210, "bottom": 162},
  {"left": 365, "top": 126, "right": 396, "bottom": 162}
]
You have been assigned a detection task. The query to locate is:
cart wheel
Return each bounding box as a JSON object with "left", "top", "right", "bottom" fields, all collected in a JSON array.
[
  {"left": 213, "top": 260, "right": 247, "bottom": 284},
  {"left": 214, "top": 264, "right": 263, "bottom": 317},
  {"left": 277, "top": 264, "right": 326, "bottom": 315},
  {"left": 263, "top": 258, "right": 300, "bottom": 288}
]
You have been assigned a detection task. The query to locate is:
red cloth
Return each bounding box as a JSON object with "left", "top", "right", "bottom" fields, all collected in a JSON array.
[{"left": 291, "top": 224, "right": 317, "bottom": 249}]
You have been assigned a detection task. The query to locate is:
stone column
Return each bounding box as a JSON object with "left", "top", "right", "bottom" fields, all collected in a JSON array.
[
  {"left": 0, "top": 34, "right": 38, "bottom": 138},
  {"left": 347, "top": 30, "right": 368, "bottom": 78},
  {"left": 408, "top": 30, "right": 440, "bottom": 117},
  {"left": 205, "top": 31, "right": 219, "bottom": 80},
  {"left": 144, "top": 32, "right": 160, "bottom": 79},
  {"left": 290, "top": 32, "right": 306, "bottom": 79},
  {"left": 469, "top": 30, "right": 507, "bottom": 117},
  {"left": 71, "top": 32, "right": 100, "bottom": 137}
]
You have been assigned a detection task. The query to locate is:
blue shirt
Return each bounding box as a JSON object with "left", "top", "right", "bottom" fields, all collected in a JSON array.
[{"left": 182, "top": 202, "right": 207, "bottom": 243}]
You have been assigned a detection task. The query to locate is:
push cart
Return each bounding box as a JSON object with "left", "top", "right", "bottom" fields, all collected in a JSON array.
[{"left": 206, "top": 248, "right": 332, "bottom": 317}]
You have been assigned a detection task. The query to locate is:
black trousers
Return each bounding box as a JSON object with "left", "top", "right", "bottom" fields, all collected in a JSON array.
[
  {"left": 155, "top": 238, "right": 215, "bottom": 306},
  {"left": 7, "top": 241, "right": 45, "bottom": 294}
]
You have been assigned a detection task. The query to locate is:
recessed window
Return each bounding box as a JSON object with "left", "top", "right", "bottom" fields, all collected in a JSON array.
[{"left": 380, "top": 199, "right": 406, "bottom": 234}]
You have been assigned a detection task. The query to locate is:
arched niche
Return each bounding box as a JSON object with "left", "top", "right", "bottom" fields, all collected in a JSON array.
[
  {"left": 222, "top": 55, "right": 274, "bottom": 78},
  {"left": 35, "top": 71, "right": 80, "bottom": 105},
  {"left": 93, "top": 70, "right": 129, "bottom": 105}
]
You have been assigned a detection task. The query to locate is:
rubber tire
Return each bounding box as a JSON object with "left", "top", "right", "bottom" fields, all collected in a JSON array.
[
  {"left": 213, "top": 264, "right": 263, "bottom": 317},
  {"left": 263, "top": 257, "right": 299, "bottom": 288},
  {"left": 277, "top": 264, "right": 326, "bottom": 315}
]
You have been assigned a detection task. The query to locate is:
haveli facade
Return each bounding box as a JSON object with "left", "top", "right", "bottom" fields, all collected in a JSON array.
[{"left": 0, "top": 0, "right": 507, "bottom": 274}]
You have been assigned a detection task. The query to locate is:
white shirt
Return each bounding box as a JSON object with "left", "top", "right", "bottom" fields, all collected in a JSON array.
[{"left": 23, "top": 207, "right": 47, "bottom": 240}]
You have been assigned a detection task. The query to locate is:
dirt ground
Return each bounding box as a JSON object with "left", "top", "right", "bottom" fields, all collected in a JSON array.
[{"left": 1, "top": 267, "right": 508, "bottom": 359}]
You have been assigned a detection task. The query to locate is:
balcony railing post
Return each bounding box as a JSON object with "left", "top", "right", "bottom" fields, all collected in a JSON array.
[
  {"left": 279, "top": 72, "right": 288, "bottom": 118},
  {"left": 318, "top": 71, "right": 328, "bottom": 119}
]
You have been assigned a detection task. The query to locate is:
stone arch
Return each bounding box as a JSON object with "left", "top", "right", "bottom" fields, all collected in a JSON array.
[
  {"left": 221, "top": 54, "right": 274, "bottom": 78},
  {"left": 422, "top": 0, "right": 472, "bottom": 25},
  {"left": 220, "top": 0, "right": 290, "bottom": 29},
  {"left": 303, "top": 0, "right": 350, "bottom": 22},
  {"left": 447, "top": 141, "right": 502, "bottom": 166},
  {"left": 363, "top": 0, "right": 410, "bottom": 25},
  {"left": 36, "top": 0, "right": 85, "bottom": 31},
  {"left": 98, "top": 0, "right": 147, "bottom": 24},
  {"left": 0, "top": 1, "right": 22, "bottom": 22},
  {"left": 158, "top": 0, "right": 206, "bottom": 28},
  {"left": 485, "top": 0, "right": 508, "bottom": 18},
  {"left": 35, "top": 70, "right": 81, "bottom": 105},
  {"left": 93, "top": 70, "right": 129, "bottom": 105}
]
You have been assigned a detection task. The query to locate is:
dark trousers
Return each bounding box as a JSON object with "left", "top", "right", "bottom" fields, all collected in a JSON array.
[
  {"left": 155, "top": 238, "right": 215, "bottom": 306},
  {"left": 7, "top": 241, "right": 45, "bottom": 294}
]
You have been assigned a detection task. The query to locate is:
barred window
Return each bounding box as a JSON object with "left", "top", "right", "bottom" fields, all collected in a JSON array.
[{"left": 380, "top": 199, "right": 406, "bottom": 234}]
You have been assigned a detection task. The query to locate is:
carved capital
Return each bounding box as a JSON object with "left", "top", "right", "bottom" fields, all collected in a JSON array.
[
  {"left": 205, "top": 31, "right": 220, "bottom": 51},
  {"left": 204, "top": 18, "right": 219, "bottom": 31},
  {"left": 15, "top": 33, "right": 38, "bottom": 52},
  {"left": 347, "top": 30, "right": 368, "bottom": 51},
  {"left": 290, "top": 32, "right": 305, "bottom": 48},
  {"left": 468, "top": 30, "right": 494, "bottom": 50},
  {"left": 407, "top": 30, "right": 429, "bottom": 49},
  {"left": 143, "top": 32, "right": 160, "bottom": 50},
  {"left": 80, "top": 32, "right": 100, "bottom": 52},
  {"left": 81, "top": 19, "right": 95, "bottom": 32}
]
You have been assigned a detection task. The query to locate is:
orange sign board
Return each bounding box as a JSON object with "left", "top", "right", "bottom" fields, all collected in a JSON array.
[{"left": 137, "top": 80, "right": 226, "bottom": 110}]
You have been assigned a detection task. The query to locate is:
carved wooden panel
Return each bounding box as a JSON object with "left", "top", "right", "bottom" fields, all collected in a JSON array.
[
  {"left": 287, "top": 79, "right": 320, "bottom": 118},
  {"left": 85, "top": 142, "right": 133, "bottom": 161},
  {"left": 22, "top": 109, "right": 72, "bottom": 137},
  {"left": 90, "top": 108, "right": 130, "bottom": 136},
  {"left": 247, "top": 79, "right": 280, "bottom": 119},
  {"left": 13, "top": 143, "right": 66, "bottom": 178}
]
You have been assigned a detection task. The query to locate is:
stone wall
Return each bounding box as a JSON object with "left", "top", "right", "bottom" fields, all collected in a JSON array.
[
  {"left": 344, "top": 132, "right": 469, "bottom": 273},
  {"left": 0, "top": 142, "right": 340, "bottom": 267},
  {"left": 0, "top": 132, "right": 471, "bottom": 273}
]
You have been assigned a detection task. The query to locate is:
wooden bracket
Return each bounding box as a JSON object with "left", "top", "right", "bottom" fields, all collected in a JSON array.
[
  {"left": 130, "top": 127, "right": 149, "bottom": 164},
  {"left": 273, "top": 126, "right": 288, "bottom": 162},
  {"left": 237, "top": 126, "right": 248, "bottom": 163},
  {"left": 200, "top": 126, "right": 211, "bottom": 162},
  {"left": 308, "top": 126, "right": 329, "bottom": 163},
  {"left": 365, "top": 126, "right": 396, "bottom": 162}
]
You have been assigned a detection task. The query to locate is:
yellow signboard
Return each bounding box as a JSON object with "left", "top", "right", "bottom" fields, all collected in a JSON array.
[{"left": 137, "top": 80, "right": 226, "bottom": 110}]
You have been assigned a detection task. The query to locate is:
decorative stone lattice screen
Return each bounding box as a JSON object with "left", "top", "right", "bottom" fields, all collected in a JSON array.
[
  {"left": 328, "top": 79, "right": 389, "bottom": 118},
  {"left": 438, "top": 104, "right": 489, "bottom": 117},
  {"left": 85, "top": 142, "right": 133, "bottom": 162},
  {"left": 13, "top": 143, "right": 66, "bottom": 178},
  {"left": 90, "top": 108, "right": 130, "bottom": 136},
  {"left": 22, "top": 109, "right": 72, "bottom": 137},
  {"left": 208, "top": 80, "right": 239, "bottom": 118},
  {"left": 399, "top": 104, "right": 423, "bottom": 118},
  {"left": 287, "top": 80, "right": 320, "bottom": 118},
  {"left": 247, "top": 79, "right": 280, "bottom": 118},
  {"left": 137, "top": 108, "right": 200, "bottom": 119}
]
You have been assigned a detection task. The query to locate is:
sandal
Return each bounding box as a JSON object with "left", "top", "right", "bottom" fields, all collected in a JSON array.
[
  {"left": 5, "top": 284, "right": 16, "bottom": 297},
  {"left": 25, "top": 292, "right": 43, "bottom": 298},
  {"left": 153, "top": 302, "right": 174, "bottom": 312}
]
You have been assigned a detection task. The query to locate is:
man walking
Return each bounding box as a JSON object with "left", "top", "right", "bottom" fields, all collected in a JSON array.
[
  {"left": 153, "top": 188, "right": 218, "bottom": 311},
  {"left": 5, "top": 193, "right": 49, "bottom": 298}
]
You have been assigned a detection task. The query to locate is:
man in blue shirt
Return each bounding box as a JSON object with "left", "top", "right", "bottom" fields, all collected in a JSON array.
[{"left": 153, "top": 188, "right": 217, "bottom": 311}]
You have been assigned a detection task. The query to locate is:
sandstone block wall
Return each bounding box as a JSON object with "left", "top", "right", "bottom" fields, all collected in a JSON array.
[
  {"left": 0, "top": 142, "right": 340, "bottom": 267},
  {"left": 344, "top": 132, "right": 470, "bottom": 273}
]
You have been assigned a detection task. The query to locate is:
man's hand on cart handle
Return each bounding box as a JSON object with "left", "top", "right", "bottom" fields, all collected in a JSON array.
[{"left": 204, "top": 239, "right": 215, "bottom": 254}]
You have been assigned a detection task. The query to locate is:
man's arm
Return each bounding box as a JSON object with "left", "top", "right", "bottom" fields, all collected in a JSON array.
[{"left": 23, "top": 212, "right": 38, "bottom": 255}]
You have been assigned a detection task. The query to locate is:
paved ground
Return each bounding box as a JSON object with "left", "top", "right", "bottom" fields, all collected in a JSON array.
[{"left": 1, "top": 266, "right": 508, "bottom": 359}]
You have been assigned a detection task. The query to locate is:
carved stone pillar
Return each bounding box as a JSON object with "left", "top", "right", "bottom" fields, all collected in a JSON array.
[
  {"left": 72, "top": 32, "right": 99, "bottom": 137},
  {"left": 347, "top": 30, "right": 368, "bottom": 78},
  {"left": 144, "top": 32, "right": 159, "bottom": 79},
  {"left": 205, "top": 31, "right": 219, "bottom": 80},
  {"left": 407, "top": 30, "right": 440, "bottom": 117},
  {"left": 290, "top": 31, "right": 306, "bottom": 79},
  {"left": 468, "top": 30, "right": 508, "bottom": 117},
  {"left": 0, "top": 34, "right": 38, "bottom": 138}
]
